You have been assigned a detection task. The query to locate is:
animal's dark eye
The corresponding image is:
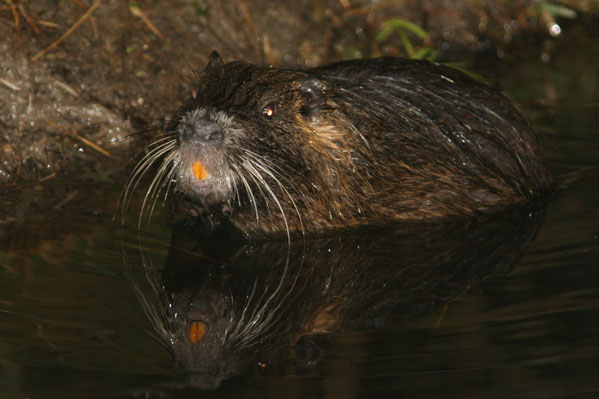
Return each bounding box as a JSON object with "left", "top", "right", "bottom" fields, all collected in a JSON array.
[{"left": 262, "top": 103, "right": 276, "bottom": 118}]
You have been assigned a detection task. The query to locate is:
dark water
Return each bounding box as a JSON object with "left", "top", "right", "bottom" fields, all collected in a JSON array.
[{"left": 2, "top": 27, "right": 598, "bottom": 399}]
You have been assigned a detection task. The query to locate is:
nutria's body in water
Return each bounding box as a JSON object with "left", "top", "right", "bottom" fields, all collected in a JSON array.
[{"left": 129, "top": 52, "right": 552, "bottom": 234}]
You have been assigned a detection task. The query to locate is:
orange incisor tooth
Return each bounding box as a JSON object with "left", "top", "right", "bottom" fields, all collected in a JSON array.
[
  {"left": 188, "top": 321, "right": 206, "bottom": 344},
  {"left": 192, "top": 160, "right": 209, "bottom": 180}
]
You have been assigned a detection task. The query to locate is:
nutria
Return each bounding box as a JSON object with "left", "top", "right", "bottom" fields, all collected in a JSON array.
[{"left": 125, "top": 51, "right": 553, "bottom": 235}]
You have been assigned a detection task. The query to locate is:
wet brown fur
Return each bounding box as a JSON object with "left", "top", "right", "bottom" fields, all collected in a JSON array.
[{"left": 131, "top": 52, "right": 553, "bottom": 235}]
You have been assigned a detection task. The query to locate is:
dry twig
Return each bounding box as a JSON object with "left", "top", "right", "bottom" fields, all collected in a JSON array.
[
  {"left": 18, "top": 3, "right": 41, "bottom": 34},
  {"left": 46, "top": 120, "right": 113, "bottom": 158},
  {"left": 31, "top": 0, "right": 101, "bottom": 62},
  {"left": 0, "top": 77, "right": 21, "bottom": 91},
  {"left": 129, "top": 2, "right": 165, "bottom": 40},
  {"left": 7, "top": 0, "right": 19, "bottom": 29}
]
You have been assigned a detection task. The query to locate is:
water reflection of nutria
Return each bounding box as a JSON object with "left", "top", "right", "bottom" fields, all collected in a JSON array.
[{"left": 129, "top": 208, "right": 546, "bottom": 389}]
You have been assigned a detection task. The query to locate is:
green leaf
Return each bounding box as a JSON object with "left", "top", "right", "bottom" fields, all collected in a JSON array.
[
  {"left": 412, "top": 47, "right": 437, "bottom": 61},
  {"left": 398, "top": 30, "right": 414, "bottom": 57},
  {"left": 384, "top": 18, "right": 428, "bottom": 39},
  {"left": 375, "top": 25, "right": 395, "bottom": 42},
  {"left": 539, "top": 3, "right": 577, "bottom": 19}
]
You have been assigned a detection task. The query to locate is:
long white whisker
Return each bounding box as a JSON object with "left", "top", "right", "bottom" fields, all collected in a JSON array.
[
  {"left": 144, "top": 149, "right": 178, "bottom": 225},
  {"left": 239, "top": 159, "right": 273, "bottom": 217},
  {"left": 244, "top": 153, "right": 304, "bottom": 235},
  {"left": 231, "top": 164, "right": 259, "bottom": 224},
  {"left": 242, "top": 158, "right": 290, "bottom": 241},
  {"left": 139, "top": 148, "right": 177, "bottom": 228},
  {"left": 119, "top": 139, "right": 177, "bottom": 225},
  {"left": 146, "top": 159, "right": 177, "bottom": 223}
]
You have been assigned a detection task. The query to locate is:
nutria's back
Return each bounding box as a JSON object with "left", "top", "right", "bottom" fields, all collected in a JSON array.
[
  {"left": 307, "top": 57, "right": 552, "bottom": 216},
  {"left": 127, "top": 52, "right": 553, "bottom": 234}
]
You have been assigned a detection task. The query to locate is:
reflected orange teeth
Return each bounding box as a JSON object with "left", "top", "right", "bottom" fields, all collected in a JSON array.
[
  {"left": 192, "top": 160, "right": 209, "bottom": 180},
  {"left": 188, "top": 321, "right": 206, "bottom": 344}
]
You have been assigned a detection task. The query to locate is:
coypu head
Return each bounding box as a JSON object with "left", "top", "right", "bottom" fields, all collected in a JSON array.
[
  {"left": 124, "top": 51, "right": 366, "bottom": 235},
  {"left": 172, "top": 52, "right": 326, "bottom": 213}
]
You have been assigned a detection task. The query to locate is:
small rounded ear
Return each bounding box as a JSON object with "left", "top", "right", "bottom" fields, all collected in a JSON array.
[
  {"left": 205, "top": 51, "right": 224, "bottom": 76},
  {"left": 298, "top": 78, "right": 325, "bottom": 118}
]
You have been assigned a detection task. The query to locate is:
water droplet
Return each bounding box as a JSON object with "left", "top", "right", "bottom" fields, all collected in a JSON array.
[{"left": 549, "top": 23, "right": 561, "bottom": 37}]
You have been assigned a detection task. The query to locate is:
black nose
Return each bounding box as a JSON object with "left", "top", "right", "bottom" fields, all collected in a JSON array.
[{"left": 182, "top": 120, "right": 224, "bottom": 143}]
